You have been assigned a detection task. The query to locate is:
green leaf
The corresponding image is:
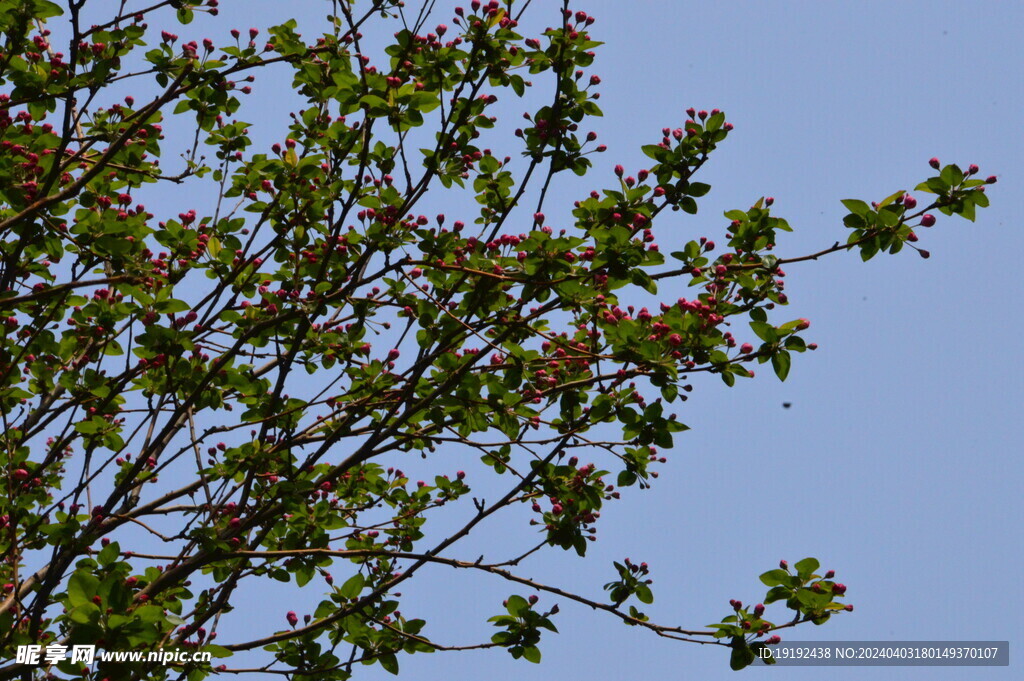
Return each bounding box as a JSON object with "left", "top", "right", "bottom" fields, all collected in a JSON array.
[
  {"left": 771, "top": 351, "right": 791, "bottom": 381},
  {"left": 506, "top": 594, "right": 529, "bottom": 616},
  {"left": 153, "top": 299, "right": 191, "bottom": 314},
  {"left": 750, "top": 321, "right": 778, "bottom": 343},
  {"left": 68, "top": 603, "right": 100, "bottom": 624},
  {"left": 360, "top": 94, "right": 391, "bottom": 116},
  {"left": 794, "top": 557, "right": 819, "bottom": 579},
  {"left": 840, "top": 199, "right": 871, "bottom": 217},
  {"left": 877, "top": 190, "right": 905, "bottom": 208},
  {"left": 764, "top": 586, "right": 792, "bottom": 604},
  {"left": 67, "top": 570, "right": 99, "bottom": 607},
  {"left": 523, "top": 646, "right": 542, "bottom": 663},
  {"left": 730, "top": 640, "right": 756, "bottom": 670},
  {"left": 379, "top": 653, "right": 399, "bottom": 675},
  {"left": 759, "top": 569, "right": 790, "bottom": 587},
  {"left": 338, "top": 573, "right": 365, "bottom": 599},
  {"left": 33, "top": 0, "right": 64, "bottom": 19},
  {"left": 97, "top": 542, "right": 120, "bottom": 566},
  {"left": 940, "top": 164, "right": 964, "bottom": 186}
]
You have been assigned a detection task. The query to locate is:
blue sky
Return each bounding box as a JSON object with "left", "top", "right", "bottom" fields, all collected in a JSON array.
[{"left": 81, "top": 0, "right": 1022, "bottom": 678}]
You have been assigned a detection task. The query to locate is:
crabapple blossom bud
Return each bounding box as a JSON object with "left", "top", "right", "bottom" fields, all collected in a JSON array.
[
  {"left": 919, "top": 214, "right": 936, "bottom": 227},
  {"left": 929, "top": 157, "right": 940, "bottom": 169}
]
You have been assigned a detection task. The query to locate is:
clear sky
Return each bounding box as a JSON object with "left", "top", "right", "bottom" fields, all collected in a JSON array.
[{"left": 109, "top": 1, "right": 1024, "bottom": 678}]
